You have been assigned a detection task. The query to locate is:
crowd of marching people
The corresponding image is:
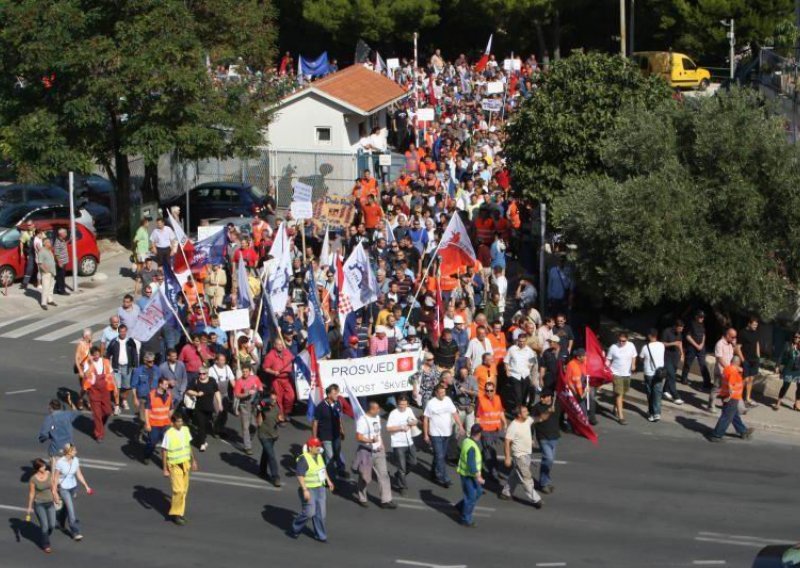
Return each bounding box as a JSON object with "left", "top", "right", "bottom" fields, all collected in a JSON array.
[{"left": 26, "top": 46, "right": 778, "bottom": 550}]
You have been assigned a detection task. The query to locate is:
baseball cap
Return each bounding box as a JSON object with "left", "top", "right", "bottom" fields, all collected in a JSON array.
[
  {"left": 454, "top": 315, "right": 465, "bottom": 324},
  {"left": 407, "top": 327, "right": 417, "bottom": 337},
  {"left": 548, "top": 336, "right": 561, "bottom": 343},
  {"left": 307, "top": 437, "right": 322, "bottom": 448},
  {"left": 348, "top": 336, "right": 359, "bottom": 345}
]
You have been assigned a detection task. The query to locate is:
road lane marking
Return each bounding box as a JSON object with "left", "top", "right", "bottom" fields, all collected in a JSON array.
[
  {"left": 394, "top": 496, "right": 495, "bottom": 512},
  {"left": 81, "top": 458, "right": 128, "bottom": 467},
  {"left": 4, "top": 388, "right": 36, "bottom": 395},
  {"left": 0, "top": 504, "right": 28, "bottom": 512},
  {"left": 191, "top": 475, "right": 280, "bottom": 491},
  {"left": 396, "top": 560, "right": 467, "bottom": 568},
  {"left": 693, "top": 562, "right": 726, "bottom": 566},
  {"left": 0, "top": 314, "right": 34, "bottom": 331},
  {"left": 80, "top": 464, "right": 121, "bottom": 471},
  {"left": 536, "top": 563, "right": 567, "bottom": 567},
  {"left": 697, "top": 532, "right": 787, "bottom": 544},
  {"left": 36, "top": 309, "right": 115, "bottom": 341},
  {"left": 0, "top": 305, "right": 90, "bottom": 338}
]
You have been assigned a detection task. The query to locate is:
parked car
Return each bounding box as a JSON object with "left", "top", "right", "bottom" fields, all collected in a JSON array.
[
  {"left": 0, "top": 183, "right": 113, "bottom": 234},
  {"left": 161, "top": 182, "right": 267, "bottom": 233},
  {"left": 51, "top": 174, "right": 115, "bottom": 210},
  {"left": 0, "top": 203, "right": 101, "bottom": 235},
  {"left": 633, "top": 51, "right": 712, "bottom": 90},
  {"left": 0, "top": 220, "right": 100, "bottom": 287}
]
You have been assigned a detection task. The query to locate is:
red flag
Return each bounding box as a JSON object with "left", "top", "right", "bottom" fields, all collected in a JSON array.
[
  {"left": 428, "top": 75, "right": 437, "bottom": 106},
  {"left": 474, "top": 34, "right": 493, "bottom": 72},
  {"left": 172, "top": 241, "right": 196, "bottom": 273},
  {"left": 431, "top": 268, "right": 444, "bottom": 344},
  {"left": 438, "top": 214, "right": 477, "bottom": 277},
  {"left": 586, "top": 327, "right": 614, "bottom": 387},
  {"left": 556, "top": 361, "right": 598, "bottom": 445}
]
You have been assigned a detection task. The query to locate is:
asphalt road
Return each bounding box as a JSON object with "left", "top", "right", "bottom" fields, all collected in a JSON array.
[{"left": 0, "top": 302, "right": 799, "bottom": 568}]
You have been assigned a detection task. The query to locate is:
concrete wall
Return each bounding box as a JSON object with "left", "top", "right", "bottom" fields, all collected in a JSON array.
[{"left": 267, "top": 92, "right": 357, "bottom": 152}]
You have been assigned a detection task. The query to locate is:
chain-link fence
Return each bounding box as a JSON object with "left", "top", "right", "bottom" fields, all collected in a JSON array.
[{"left": 269, "top": 149, "right": 357, "bottom": 208}]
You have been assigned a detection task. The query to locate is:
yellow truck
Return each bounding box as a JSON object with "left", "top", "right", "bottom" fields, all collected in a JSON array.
[{"left": 633, "top": 51, "right": 711, "bottom": 90}]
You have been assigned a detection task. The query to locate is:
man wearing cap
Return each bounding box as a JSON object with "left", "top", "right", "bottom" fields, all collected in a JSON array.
[
  {"left": 288, "top": 437, "right": 334, "bottom": 542},
  {"left": 500, "top": 405, "right": 543, "bottom": 508},
  {"left": 452, "top": 315, "right": 470, "bottom": 356},
  {"left": 455, "top": 424, "right": 485, "bottom": 527},
  {"left": 343, "top": 335, "right": 362, "bottom": 359}
]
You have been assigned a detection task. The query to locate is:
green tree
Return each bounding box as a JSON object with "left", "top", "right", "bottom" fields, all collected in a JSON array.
[
  {"left": 504, "top": 52, "right": 673, "bottom": 203},
  {"left": 0, "top": 0, "right": 278, "bottom": 241},
  {"left": 553, "top": 89, "right": 800, "bottom": 318},
  {"left": 302, "top": 0, "right": 440, "bottom": 47}
]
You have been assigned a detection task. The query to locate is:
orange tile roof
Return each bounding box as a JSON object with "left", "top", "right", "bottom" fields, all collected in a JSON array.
[{"left": 311, "top": 65, "right": 408, "bottom": 114}]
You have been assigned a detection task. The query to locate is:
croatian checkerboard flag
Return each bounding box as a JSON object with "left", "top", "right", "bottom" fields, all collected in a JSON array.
[
  {"left": 300, "top": 346, "right": 324, "bottom": 422},
  {"left": 341, "top": 242, "right": 378, "bottom": 313}
]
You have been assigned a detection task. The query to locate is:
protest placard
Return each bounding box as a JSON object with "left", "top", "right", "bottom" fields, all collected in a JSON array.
[
  {"left": 292, "top": 181, "right": 313, "bottom": 202},
  {"left": 486, "top": 81, "right": 504, "bottom": 95},
  {"left": 416, "top": 108, "right": 435, "bottom": 122},
  {"left": 290, "top": 201, "right": 313, "bottom": 220},
  {"left": 218, "top": 308, "right": 251, "bottom": 331},
  {"left": 318, "top": 350, "right": 422, "bottom": 396}
]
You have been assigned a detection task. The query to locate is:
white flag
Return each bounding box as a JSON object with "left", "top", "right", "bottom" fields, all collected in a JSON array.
[
  {"left": 384, "top": 218, "right": 395, "bottom": 245},
  {"left": 266, "top": 222, "right": 292, "bottom": 316},
  {"left": 342, "top": 241, "right": 378, "bottom": 312},
  {"left": 166, "top": 208, "right": 188, "bottom": 247},
  {"left": 130, "top": 288, "right": 171, "bottom": 342},
  {"left": 320, "top": 226, "right": 332, "bottom": 268}
]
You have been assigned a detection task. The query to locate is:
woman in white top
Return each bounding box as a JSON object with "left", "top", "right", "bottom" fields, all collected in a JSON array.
[{"left": 52, "top": 444, "right": 91, "bottom": 540}]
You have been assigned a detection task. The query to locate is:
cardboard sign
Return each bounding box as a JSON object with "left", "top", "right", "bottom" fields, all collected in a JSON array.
[
  {"left": 290, "top": 201, "right": 313, "bottom": 220},
  {"left": 503, "top": 58, "right": 522, "bottom": 71},
  {"left": 196, "top": 225, "right": 225, "bottom": 241},
  {"left": 482, "top": 99, "right": 503, "bottom": 112},
  {"left": 378, "top": 154, "right": 392, "bottom": 167},
  {"left": 318, "top": 350, "right": 422, "bottom": 396},
  {"left": 218, "top": 308, "right": 251, "bottom": 331},
  {"left": 416, "top": 107, "right": 435, "bottom": 122},
  {"left": 311, "top": 195, "right": 356, "bottom": 229},
  {"left": 486, "top": 81, "right": 504, "bottom": 95},
  {"left": 387, "top": 58, "right": 400, "bottom": 70},
  {"left": 292, "top": 181, "right": 313, "bottom": 202}
]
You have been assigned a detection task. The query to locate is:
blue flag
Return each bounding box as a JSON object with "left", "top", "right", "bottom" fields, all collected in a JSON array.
[
  {"left": 162, "top": 264, "right": 182, "bottom": 308},
  {"left": 299, "top": 52, "right": 333, "bottom": 77},
  {"left": 259, "top": 289, "right": 276, "bottom": 346},
  {"left": 237, "top": 258, "right": 252, "bottom": 309},
  {"left": 192, "top": 228, "right": 228, "bottom": 269},
  {"left": 306, "top": 268, "right": 330, "bottom": 359}
]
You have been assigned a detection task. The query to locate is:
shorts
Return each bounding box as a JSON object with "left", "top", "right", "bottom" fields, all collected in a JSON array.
[
  {"left": 612, "top": 375, "right": 631, "bottom": 395},
  {"left": 136, "top": 252, "right": 149, "bottom": 263},
  {"left": 114, "top": 365, "right": 132, "bottom": 390},
  {"left": 743, "top": 360, "right": 760, "bottom": 378}
]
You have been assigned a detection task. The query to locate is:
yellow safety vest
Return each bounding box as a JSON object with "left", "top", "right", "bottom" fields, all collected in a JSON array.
[
  {"left": 164, "top": 427, "right": 192, "bottom": 465},
  {"left": 457, "top": 437, "right": 482, "bottom": 478},
  {"left": 298, "top": 451, "right": 326, "bottom": 489}
]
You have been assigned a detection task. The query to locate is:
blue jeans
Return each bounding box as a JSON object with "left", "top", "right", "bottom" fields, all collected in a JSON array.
[
  {"left": 291, "top": 487, "right": 327, "bottom": 541},
  {"left": 644, "top": 375, "right": 663, "bottom": 416},
  {"left": 538, "top": 438, "right": 558, "bottom": 488},
  {"left": 58, "top": 487, "right": 81, "bottom": 536},
  {"left": 682, "top": 346, "right": 711, "bottom": 386},
  {"left": 430, "top": 436, "right": 451, "bottom": 483},
  {"left": 145, "top": 425, "right": 168, "bottom": 457},
  {"left": 34, "top": 502, "right": 56, "bottom": 548},
  {"left": 322, "top": 438, "right": 346, "bottom": 479},
  {"left": 457, "top": 476, "right": 483, "bottom": 524},
  {"left": 258, "top": 437, "right": 280, "bottom": 480},
  {"left": 712, "top": 400, "right": 747, "bottom": 438}
]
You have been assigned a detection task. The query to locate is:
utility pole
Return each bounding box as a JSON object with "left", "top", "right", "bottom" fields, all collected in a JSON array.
[
  {"left": 539, "top": 203, "right": 547, "bottom": 315},
  {"left": 620, "top": 0, "right": 627, "bottom": 57},
  {"left": 629, "top": 0, "right": 635, "bottom": 55},
  {"left": 721, "top": 19, "right": 735, "bottom": 81},
  {"left": 68, "top": 172, "right": 79, "bottom": 294}
]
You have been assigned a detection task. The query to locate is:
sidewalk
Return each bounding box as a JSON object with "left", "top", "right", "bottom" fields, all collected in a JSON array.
[
  {"left": 0, "top": 240, "right": 135, "bottom": 319},
  {"left": 596, "top": 372, "right": 800, "bottom": 436}
]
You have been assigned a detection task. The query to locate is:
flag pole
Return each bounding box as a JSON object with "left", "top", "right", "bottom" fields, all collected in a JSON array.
[
  {"left": 166, "top": 206, "right": 208, "bottom": 327},
  {"left": 160, "top": 289, "right": 192, "bottom": 343},
  {"left": 401, "top": 239, "right": 443, "bottom": 334}
]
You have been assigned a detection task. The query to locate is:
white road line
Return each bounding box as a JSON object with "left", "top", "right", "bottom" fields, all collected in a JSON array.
[
  {"left": 394, "top": 496, "right": 495, "bottom": 512},
  {"left": 536, "top": 563, "right": 567, "bottom": 567},
  {"left": 4, "top": 388, "right": 36, "bottom": 395},
  {"left": 0, "top": 304, "right": 90, "bottom": 338},
  {"left": 697, "top": 532, "right": 787, "bottom": 545},
  {"left": 394, "top": 503, "right": 490, "bottom": 518},
  {"left": 36, "top": 308, "right": 115, "bottom": 342},
  {"left": 80, "top": 464, "right": 120, "bottom": 471},
  {"left": 0, "top": 504, "right": 28, "bottom": 512},
  {"left": 532, "top": 459, "right": 569, "bottom": 465},
  {"left": 0, "top": 314, "right": 35, "bottom": 331},
  {"left": 396, "top": 560, "right": 467, "bottom": 568},
  {"left": 81, "top": 458, "right": 128, "bottom": 467},
  {"left": 693, "top": 562, "right": 726, "bottom": 566},
  {"left": 191, "top": 476, "right": 280, "bottom": 491}
]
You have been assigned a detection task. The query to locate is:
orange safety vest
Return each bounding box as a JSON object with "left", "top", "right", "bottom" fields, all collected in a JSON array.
[
  {"left": 488, "top": 332, "right": 507, "bottom": 361},
  {"left": 476, "top": 394, "right": 504, "bottom": 432},
  {"left": 475, "top": 217, "right": 494, "bottom": 245},
  {"left": 83, "top": 359, "right": 114, "bottom": 390},
  {"left": 148, "top": 390, "right": 173, "bottom": 427},
  {"left": 565, "top": 359, "right": 585, "bottom": 398},
  {"left": 720, "top": 366, "right": 744, "bottom": 400}
]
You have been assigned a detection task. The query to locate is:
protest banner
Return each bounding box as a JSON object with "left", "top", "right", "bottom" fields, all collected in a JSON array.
[
  {"left": 486, "top": 81, "right": 504, "bottom": 94},
  {"left": 130, "top": 290, "right": 170, "bottom": 342},
  {"left": 311, "top": 195, "right": 356, "bottom": 230},
  {"left": 416, "top": 108, "right": 435, "bottom": 122},
  {"left": 482, "top": 99, "right": 503, "bottom": 112},
  {"left": 317, "top": 350, "right": 422, "bottom": 396},
  {"left": 387, "top": 58, "right": 400, "bottom": 71},
  {"left": 218, "top": 308, "right": 251, "bottom": 331},
  {"left": 197, "top": 225, "right": 225, "bottom": 241},
  {"left": 292, "top": 181, "right": 313, "bottom": 202},
  {"left": 290, "top": 201, "right": 313, "bottom": 220}
]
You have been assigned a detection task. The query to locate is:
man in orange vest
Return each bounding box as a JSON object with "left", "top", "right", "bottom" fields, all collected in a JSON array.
[
  {"left": 708, "top": 356, "right": 754, "bottom": 442},
  {"left": 144, "top": 376, "right": 174, "bottom": 460},
  {"left": 83, "top": 347, "right": 119, "bottom": 442},
  {"left": 565, "top": 348, "right": 596, "bottom": 425},
  {"left": 475, "top": 382, "right": 506, "bottom": 480}
]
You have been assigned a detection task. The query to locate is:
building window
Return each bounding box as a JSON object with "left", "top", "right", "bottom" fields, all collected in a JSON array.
[{"left": 316, "top": 127, "right": 331, "bottom": 144}]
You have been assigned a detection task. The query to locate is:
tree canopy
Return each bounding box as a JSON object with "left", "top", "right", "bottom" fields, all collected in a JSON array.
[
  {"left": 552, "top": 88, "right": 800, "bottom": 318},
  {"left": 0, "top": 0, "right": 278, "bottom": 240},
  {"left": 504, "top": 52, "right": 673, "bottom": 204}
]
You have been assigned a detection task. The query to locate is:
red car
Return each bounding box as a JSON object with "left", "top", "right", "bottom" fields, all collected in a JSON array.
[{"left": 0, "top": 220, "right": 100, "bottom": 287}]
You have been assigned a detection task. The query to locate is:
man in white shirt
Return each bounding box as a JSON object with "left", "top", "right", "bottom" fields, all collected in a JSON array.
[
  {"left": 423, "top": 383, "right": 464, "bottom": 487},
  {"left": 504, "top": 333, "right": 538, "bottom": 407},
  {"left": 465, "top": 325, "right": 493, "bottom": 371},
  {"left": 386, "top": 395, "right": 418, "bottom": 494},
  {"left": 606, "top": 332, "right": 638, "bottom": 425},
  {"left": 149, "top": 217, "right": 176, "bottom": 267},
  {"left": 639, "top": 328, "right": 666, "bottom": 422},
  {"left": 355, "top": 401, "right": 396, "bottom": 509}
]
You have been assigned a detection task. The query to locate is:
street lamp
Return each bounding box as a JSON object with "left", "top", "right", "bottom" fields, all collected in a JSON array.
[{"left": 720, "top": 19, "right": 736, "bottom": 82}]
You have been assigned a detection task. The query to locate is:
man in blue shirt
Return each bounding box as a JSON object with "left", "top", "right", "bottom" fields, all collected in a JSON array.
[
  {"left": 311, "top": 385, "right": 349, "bottom": 482},
  {"left": 547, "top": 257, "right": 572, "bottom": 315},
  {"left": 38, "top": 398, "right": 79, "bottom": 465},
  {"left": 130, "top": 353, "right": 162, "bottom": 435},
  {"left": 203, "top": 314, "right": 228, "bottom": 347}
]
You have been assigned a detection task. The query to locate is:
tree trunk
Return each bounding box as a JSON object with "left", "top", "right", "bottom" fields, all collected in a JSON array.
[
  {"left": 114, "top": 149, "right": 132, "bottom": 246},
  {"left": 552, "top": 9, "right": 561, "bottom": 60},
  {"left": 534, "top": 20, "right": 548, "bottom": 61}
]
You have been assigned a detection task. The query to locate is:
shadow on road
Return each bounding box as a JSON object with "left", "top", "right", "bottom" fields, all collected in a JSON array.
[
  {"left": 220, "top": 451, "right": 260, "bottom": 477},
  {"left": 675, "top": 415, "right": 713, "bottom": 437},
  {"left": 132, "top": 485, "right": 170, "bottom": 519},
  {"left": 8, "top": 517, "right": 40, "bottom": 548},
  {"left": 419, "top": 488, "right": 461, "bottom": 525},
  {"left": 108, "top": 419, "right": 145, "bottom": 462},
  {"left": 261, "top": 503, "right": 296, "bottom": 532}
]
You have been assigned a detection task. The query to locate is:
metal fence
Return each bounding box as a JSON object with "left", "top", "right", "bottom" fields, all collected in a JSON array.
[{"left": 269, "top": 149, "right": 357, "bottom": 208}]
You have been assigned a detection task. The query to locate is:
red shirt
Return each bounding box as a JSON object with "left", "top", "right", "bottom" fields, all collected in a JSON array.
[
  {"left": 179, "top": 343, "right": 212, "bottom": 373},
  {"left": 233, "top": 247, "right": 258, "bottom": 268},
  {"left": 234, "top": 374, "right": 264, "bottom": 397},
  {"left": 262, "top": 348, "right": 295, "bottom": 379}
]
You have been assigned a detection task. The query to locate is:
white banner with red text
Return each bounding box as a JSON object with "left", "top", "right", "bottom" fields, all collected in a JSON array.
[{"left": 317, "top": 350, "right": 422, "bottom": 397}]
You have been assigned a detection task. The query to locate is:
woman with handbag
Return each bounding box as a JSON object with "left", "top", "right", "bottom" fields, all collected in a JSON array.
[
  {"left": 774, "top": 332, "right": 800, "bottom": 411},
  {"left": 185, "top": 367, "right": 221, "bottom": 452},
  {"left": 25, "top": 458, "right": 59, "bottom": 553},
  {"left": 52, "top": 444, "right": 92, "bottom": 541}
]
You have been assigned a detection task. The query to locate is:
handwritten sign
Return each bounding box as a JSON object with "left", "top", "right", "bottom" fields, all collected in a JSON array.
[
  {"left": 290, "top": 201, "right": 313, "bottom": 220},
  {"left": 292, "top": 181, "right": 313, "bottom": 202},
  {"left": 218, "top": 308, "right": 251, "bottom": 331}
]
